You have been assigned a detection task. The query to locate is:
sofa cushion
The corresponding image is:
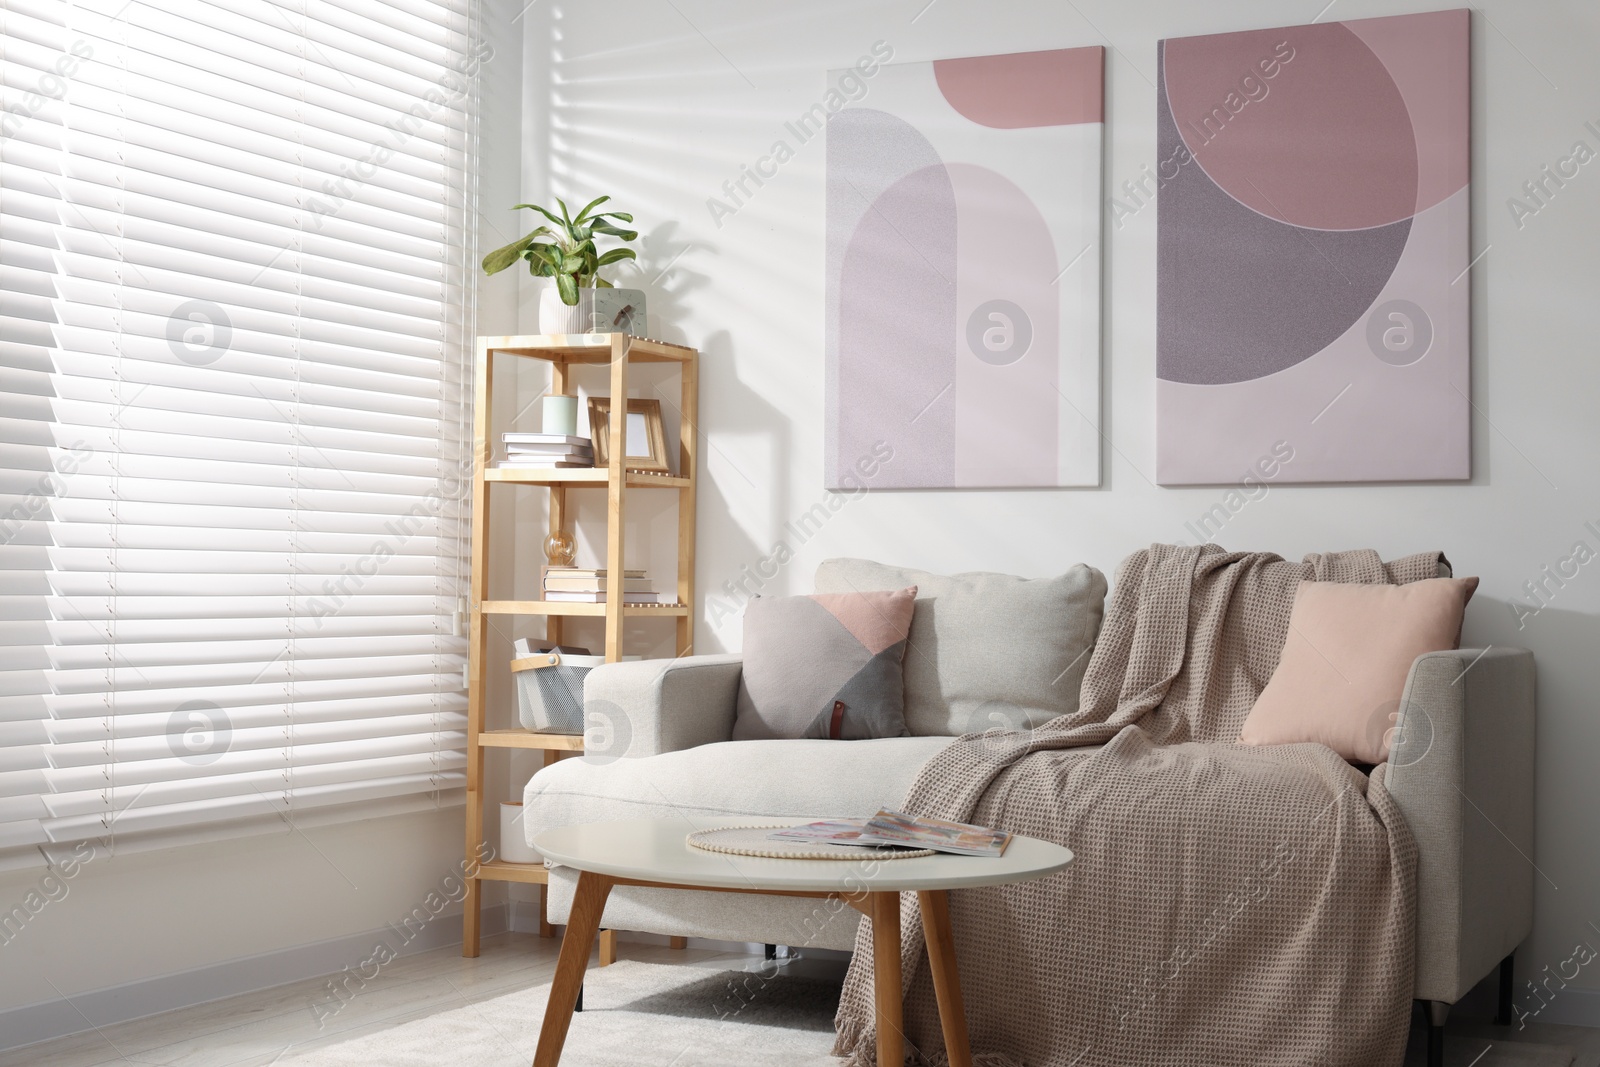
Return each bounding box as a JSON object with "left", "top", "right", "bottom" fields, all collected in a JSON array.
[
  {"left": 813, "top": 558, "right": 1107, "bottom": 736},
  {"left": 732, "top": 586, "right": 917, "bottom": 740},
  {"left": 522, "top": 736, "right": 956, "bottom": 834},
  {"left": 1239, "top": 576, "right": 1479, "bottom": 763}
]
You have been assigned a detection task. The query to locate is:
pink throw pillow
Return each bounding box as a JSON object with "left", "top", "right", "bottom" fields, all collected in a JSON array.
[{"left": 1238, "top": 577, "right": 1479, "bottom": 764}]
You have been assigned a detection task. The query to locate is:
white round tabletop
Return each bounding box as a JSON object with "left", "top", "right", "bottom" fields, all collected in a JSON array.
[{"left": 532, "top": 817, "right": 1073, "bottom": 893}]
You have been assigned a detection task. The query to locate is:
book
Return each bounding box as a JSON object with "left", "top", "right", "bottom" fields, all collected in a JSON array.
[
  {"left": 543, "top": 568, "right": 646, "bottom": 579},
  {"left": 767, "top": 809, "right": 1012, "bottom": 857},
  {"left": 506, "top": 442, "right": 593, "bottom": 455},
  {"left": 506, "top": 448, "right": 593, "bottom": 460},
  {"left": 503, "top": 433, "right": 591, "bottom": 447},
  {"left": 495, "top": 459, "right": 591, "bottom": 469},
  {"left": 501, "top": 453, "right": 592, "bottom": 464},
  {"left": 544, "top": 576, "right": 656, "bottom": 593},
  {"left": 542, "top": 591, "right": 666, "bottom": 604}
]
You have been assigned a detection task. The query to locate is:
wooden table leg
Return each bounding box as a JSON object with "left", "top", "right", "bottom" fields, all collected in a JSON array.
[
  {"left": 598, "top": 929, "right": 617, "bottom": 967},
  {"left": 871, "top": 892, "right": 904, "bottom": 1067},
  {"left": 918, "top": 890, "right": 972, "bottom": 1067},
  {"left": 533, "top": 871, "right": 613, "bottom": 1067}
]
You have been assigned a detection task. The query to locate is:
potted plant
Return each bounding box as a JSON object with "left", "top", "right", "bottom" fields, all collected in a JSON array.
[{"left": 481, "top": 195, "right": 648, "bottom": 336}]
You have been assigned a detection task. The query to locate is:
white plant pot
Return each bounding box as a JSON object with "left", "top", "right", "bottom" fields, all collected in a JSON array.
[{"left": 539, "top": 286, "right": 648, "bottom": 336}]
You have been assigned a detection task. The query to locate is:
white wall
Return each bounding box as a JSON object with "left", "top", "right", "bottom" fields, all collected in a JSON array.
[{"left": 524, "top": 0, "right": 1600, "bottom": 1018}]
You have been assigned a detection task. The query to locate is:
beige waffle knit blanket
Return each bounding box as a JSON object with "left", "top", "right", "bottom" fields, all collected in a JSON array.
[{"left": 833, "top": 544, "right": 1440, "bottom": 1066}]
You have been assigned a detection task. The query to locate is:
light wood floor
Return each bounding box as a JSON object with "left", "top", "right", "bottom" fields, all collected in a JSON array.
[
  {"left": 8, "top": 933, "right": 1600, "bottom": 1067},
  {"left": 0, "top": 935, "right": 744, "bottom": 1067}
]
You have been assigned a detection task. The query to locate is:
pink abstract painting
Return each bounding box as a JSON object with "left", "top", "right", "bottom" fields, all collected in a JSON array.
[
  {"left": 825, "top": 47, "right": 1104, "bottom": 489},
  {"left": 1156, "top": 9, "right": 1471, "bottom": 484}
]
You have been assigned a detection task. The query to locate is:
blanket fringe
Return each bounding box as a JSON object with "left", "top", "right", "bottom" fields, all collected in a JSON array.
[{"left": 831, "top": 1015, "right": 873, "bottom": 1066}]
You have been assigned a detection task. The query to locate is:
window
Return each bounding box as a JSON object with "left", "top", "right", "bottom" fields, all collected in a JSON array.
[{"left": 0, "top": 0, "right": 480, "bottom": 869}]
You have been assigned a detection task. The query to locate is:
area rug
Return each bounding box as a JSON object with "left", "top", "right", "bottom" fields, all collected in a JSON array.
[
  {"left": 275, "top": 960, "right": 840, "bottom": 1067},
  {"left": 258, "top": 956, "right": 1576, "bottom": 1067}
]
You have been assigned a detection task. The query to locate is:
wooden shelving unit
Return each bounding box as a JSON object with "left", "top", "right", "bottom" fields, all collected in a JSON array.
[{"left": 463, "top": 332, "right": 697, "bottom": 960}]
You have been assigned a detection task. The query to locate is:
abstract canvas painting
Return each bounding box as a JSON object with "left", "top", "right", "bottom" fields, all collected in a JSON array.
[
  {"left": 826, "top": 47, "right": 1104, "bottom": 489},
  {"left": 1156, "top": 9, "right": 1470, "bottom": 484}
]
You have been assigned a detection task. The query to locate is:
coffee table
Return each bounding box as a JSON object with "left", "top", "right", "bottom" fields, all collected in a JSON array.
[{"left": 529, "top": 817, "right": 1073, "bottom": 1067}]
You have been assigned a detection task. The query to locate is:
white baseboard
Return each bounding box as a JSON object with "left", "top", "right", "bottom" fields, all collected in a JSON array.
[{"left": 0, "top": 904, "right": 508, "bottom": 1054}]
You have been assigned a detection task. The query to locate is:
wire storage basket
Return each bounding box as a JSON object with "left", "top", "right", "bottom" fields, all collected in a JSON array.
[{"left": 512, "top": 651, "right": 606, "bottom": 734}]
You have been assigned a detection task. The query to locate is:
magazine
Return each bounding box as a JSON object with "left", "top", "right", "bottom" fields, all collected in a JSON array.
[{"left": 767, "top": 809, "right": 1012, "bottom": 857}]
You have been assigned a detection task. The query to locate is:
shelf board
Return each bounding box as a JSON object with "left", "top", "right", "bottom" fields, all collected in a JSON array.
[
  {"left": 484, "top": 468, "right": 690, "bottom": 489},
  {"left": 480, "top": 333, "right": 695, "bottom": 364},
  {"left": 477, "top": 861, "right": 550, "bottom": 885},
  {"left": 481, "top": 600, "right": 689, "bottom": 617},
  {"left": 478, "top": 729, "right": 584, "bottom": 751}
]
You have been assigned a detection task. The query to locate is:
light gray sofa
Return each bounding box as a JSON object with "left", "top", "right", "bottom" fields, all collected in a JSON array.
[{"left": 522, "top": 559, "right": 1535, "bottom": 1065}]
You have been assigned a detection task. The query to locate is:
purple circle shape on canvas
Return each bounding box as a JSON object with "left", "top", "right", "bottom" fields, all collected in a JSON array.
[
  {"left": 965, "top": 299, "right": 1033, "bottom": 366},
  {"left": 1155, "top": 40, "right": 1412, "bottom": 386},
  {"left": 1365, "top": 299, "right": 1434, "bottom": 366}
]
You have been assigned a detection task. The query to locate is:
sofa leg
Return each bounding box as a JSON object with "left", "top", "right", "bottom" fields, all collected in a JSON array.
[
  {"left": 764, "top": 943, "right": 778, "bottom": 961},
  {"left": 1425, "top": 1000, "right": 1449, "bottom": 1067},
  {"left": 1496, "top": 952, "right": 1516, "bottom": 1025},
  {"left": 575, "top": 983, "right": 583, "bottom": 1014}
]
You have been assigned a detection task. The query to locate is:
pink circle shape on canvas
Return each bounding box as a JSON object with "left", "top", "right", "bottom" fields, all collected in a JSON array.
[
  {"left": 1163, "top": 23, "right": 1418, "bottom": 231},
  {"left": 933, "top": 46, "right": 1104, "bottom": 128}
]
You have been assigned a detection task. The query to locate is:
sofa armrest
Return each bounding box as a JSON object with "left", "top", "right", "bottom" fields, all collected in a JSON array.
[
  {"left": 583, "top": 654, "right": 743, "bottom": 759},
  {"left": 1386, "top": 647, "right": 1537, "bottom": 1004}
]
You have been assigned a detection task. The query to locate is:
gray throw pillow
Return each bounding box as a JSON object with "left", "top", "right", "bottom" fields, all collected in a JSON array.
[
  {"left": 813, "top": 559, "right": 1106, "bottom": 736},
  {"left": 732, "top": 587, "right": 917, "bottom": 741}
]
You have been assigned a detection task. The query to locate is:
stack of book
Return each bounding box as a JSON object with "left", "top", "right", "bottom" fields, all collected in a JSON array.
[
  {"left": 497, "top": 432, "right": 593, "bottom": 469},
  {"left": 543, "top": 567, "right": 665, "bottom": 604}
]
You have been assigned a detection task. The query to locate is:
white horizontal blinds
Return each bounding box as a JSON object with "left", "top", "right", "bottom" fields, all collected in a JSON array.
[
  {"left": 0, "top": 0, "right": 477, "bottom": 866},
  {"left": 0, "top": 0, "right": 74, "bottom": 860}
]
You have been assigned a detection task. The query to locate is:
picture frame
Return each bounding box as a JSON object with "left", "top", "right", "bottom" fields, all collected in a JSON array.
[{"left": 587, "top": 397, "right": 671, "bottom": 474}]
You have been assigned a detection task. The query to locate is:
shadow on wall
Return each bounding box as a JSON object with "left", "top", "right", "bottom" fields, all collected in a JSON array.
[
  {"left": 633, "top": 221, "right": 707, "bottom": 345},
  {"left": 688, "top": 328, "right": 794, "bottom": 649}
]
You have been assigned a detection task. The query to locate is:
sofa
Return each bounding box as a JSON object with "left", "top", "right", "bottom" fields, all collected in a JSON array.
[{"left": 522, "top": 556, "right": 1535, "bottom": 1062}]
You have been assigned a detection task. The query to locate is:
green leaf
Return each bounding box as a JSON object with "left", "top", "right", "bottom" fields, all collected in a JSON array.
[
  {"left": 593, "top": 212, "right": 634, "bottom": 223},
  {"left": 512, "top": 202, "right": 565, "bottom": 229},
  {"left": 523, "top": 244, "right": 558, "bottom": 272},
  {"left": 556, "top": 273, "right": 579, "bottom": 305},
  {"left": 559, "top": 253, "right": 586, "bottom": 274},
  {"left": 572, "top": 195, "right": 610, "bottom": 224},
  {"left": 594, "top": 248, "right": 637, "bottom": 267},
  {"left": 527, "top": 257, "right": 554, "bottom": 277},
  {"left": 589, "top": 222, "right": 638, "bottom": 241},
  {"left": 594, "top": 276, "right": 615, "bottom": 289},
  {"left": 555, "top": 197, "right": 572, "bottom": 229},
  {"left": 480, "top": 227, "right": 551, "bottom": 274}
]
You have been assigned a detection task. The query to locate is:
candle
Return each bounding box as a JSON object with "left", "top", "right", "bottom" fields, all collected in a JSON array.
[{"left": 542, "top": 394, "right": 578, "bottom": 437}]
